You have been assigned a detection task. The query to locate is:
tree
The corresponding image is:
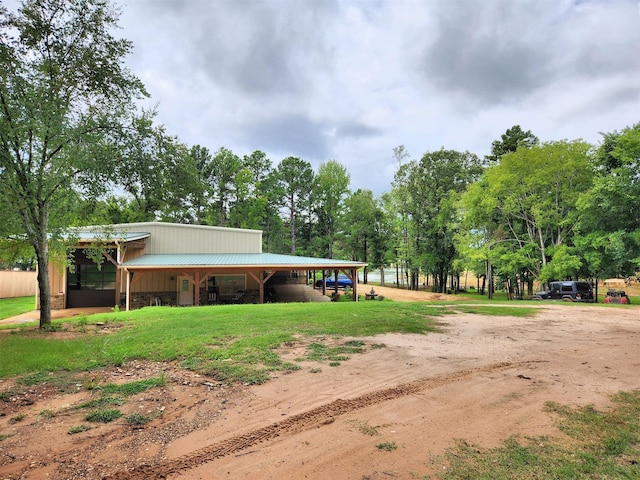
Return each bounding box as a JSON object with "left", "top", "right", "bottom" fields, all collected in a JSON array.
[
  {"left": 183, "top": 145, "right": 215, "bottom": 224},
  {"left": 575, "top": 122, "right": 640, "bottom": 280},
  {"left": 485, "top": 125, "right": 539, "bottom": 163},
  {"left": 471, "top": 140, "right": 594, "bottom": 284},
  {"left": 341, "top": 189, "right": 387, "bottom": 283},
  {"left": 275, "top": 157, "right": 314, "bottom": 254},
  {"left": 0, "top": 0, "right": 146, "bottom": 327},
  {"left": 402, "top": 149, "right": 483, "bottom": 292},
  {"left": 208, "top": 147, "right": 242, "bottom": 227},
  {"left": 313, "top": 160, "right": 350, "bottom": 258},
  {"left": 113, "top": 114, "right": 189, "bottom": 222},
  {"left": 227, "top": 150, "right": 276, "bottom": 231}
]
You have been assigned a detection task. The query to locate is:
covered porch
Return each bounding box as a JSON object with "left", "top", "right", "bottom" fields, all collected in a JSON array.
[{"left": 119, "top": 253, "right": 366, "bottom": 311}]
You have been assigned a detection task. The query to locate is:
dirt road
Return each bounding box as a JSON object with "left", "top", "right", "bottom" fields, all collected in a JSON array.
[{"left": 1, "top": 292, "right": 638, "bottom": 479}]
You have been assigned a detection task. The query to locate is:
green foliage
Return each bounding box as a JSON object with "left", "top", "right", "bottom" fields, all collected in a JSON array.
[
  {"left": 0, "top": 0, "right": 147, "bottom": 326},
  {"left": 299, "top": 342, "right": 365, "bottom": 363},
  {"left": 394, "top": 148, "right": 482, "bottom": 292},
  {"left": 274, "top": 157, "right": 315, "bottom": 254},
  {"left": 99, "top": 376, "right": 166, "bottom": 396},
  {"left": 84, "top": 409, "right": 122, "bottom": 423},
  {"left": 313, "top": 160, "right": 351, "bottom": 258},
  {"left": 76, "top": 396, "right": 126, "bottom": 409},
  {"left": 341, "top": 189, "right": 390, "bottom": 274},
  {"left": 126, "top": 413, "right": 154, "bottom": 426},
  {"left": 68, "top": 424, "right": 92, "bottom": 435},
  {"left": 576, "top": 122, "right": 640, "bottom": 279},
  {"left": 376, "top": 441, "right": 398, "bottom": 451},
  {"left": 463, "top": 140, "right": 595, "bottom": 286},
  {"left": 485, "top": 125, "right": 539, "bottom": 163}
]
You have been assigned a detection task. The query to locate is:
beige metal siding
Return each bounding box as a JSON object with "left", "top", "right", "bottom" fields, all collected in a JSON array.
[
  {"left": 112, "top": 222, "right": 262, "bottom": 254},
  {"left": 0, "top": 271, "right": 37, "bottom": 298},
  {"left": 128, "top": 271, "right": 175, "bottom": 293}
]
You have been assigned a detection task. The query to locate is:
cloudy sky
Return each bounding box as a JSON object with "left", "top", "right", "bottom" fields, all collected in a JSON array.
[{"left": 44, "top": 0, "right": 640, "bottom": 193}]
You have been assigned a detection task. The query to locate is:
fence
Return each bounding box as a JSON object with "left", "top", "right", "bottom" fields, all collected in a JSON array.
[{"left": 0, "top": 270, "right": 37, "bottom": 298}]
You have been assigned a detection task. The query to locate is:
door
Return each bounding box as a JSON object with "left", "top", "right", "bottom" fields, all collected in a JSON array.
[{"left": 178, "top": 276, "right": 194, "bottom": 306}]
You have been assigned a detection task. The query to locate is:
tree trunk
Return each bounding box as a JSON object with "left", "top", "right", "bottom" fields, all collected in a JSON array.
[
  {"left": 34, "top": 230, "right": 52, "bottom": 328},
  {"left": 289, "top": 196, "right": 296, "bottom": 254}
]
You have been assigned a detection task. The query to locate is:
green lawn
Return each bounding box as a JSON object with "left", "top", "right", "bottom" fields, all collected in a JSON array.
[
  {"left": 0, "top": 296, "right": 36, "bottom": 320},
  {"left": 0, "top": 301, "right": 461, "bottom": 382}
]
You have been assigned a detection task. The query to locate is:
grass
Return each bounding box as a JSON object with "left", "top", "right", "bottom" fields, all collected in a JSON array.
[
  {"left": 126, "top": 413, "right": 155, "bottom": 426},
  {"left": 0, "top": 302, "right": 451, "bottom": 383},
  {"left": 84, "top": 409, "right": 122, "bottom": 423},
  {"left": 436, "top": 390, "right": 640, "bottom": 479},
  {"left": 0, "top": 296, "right": 35, "bottom": 320},
  {"left": 68, "top": 424, "right": 92, "bottom": 435}
]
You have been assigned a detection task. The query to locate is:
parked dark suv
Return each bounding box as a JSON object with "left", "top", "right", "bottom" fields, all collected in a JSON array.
[{"left": 532, "top": 281, "right": 594, "bottom": 302}]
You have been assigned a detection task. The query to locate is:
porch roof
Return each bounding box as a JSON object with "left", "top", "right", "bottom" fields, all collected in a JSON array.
[{"left": 120, "top": 253, "right": 366, "bottom": 270}]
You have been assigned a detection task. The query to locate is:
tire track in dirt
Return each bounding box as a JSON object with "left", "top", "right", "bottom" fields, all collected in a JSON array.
[{"left": 103, "top": 360, "right": 537, "bottom": 480}]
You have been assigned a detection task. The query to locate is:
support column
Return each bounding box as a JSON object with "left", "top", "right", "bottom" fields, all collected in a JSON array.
[{"left": 125, "top": 269, "right": 131, "bottom": 312}]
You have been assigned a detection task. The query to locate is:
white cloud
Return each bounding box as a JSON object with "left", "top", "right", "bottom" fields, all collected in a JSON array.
[{"left": 7, "top": 0, "right": 640, "bottom": 193}]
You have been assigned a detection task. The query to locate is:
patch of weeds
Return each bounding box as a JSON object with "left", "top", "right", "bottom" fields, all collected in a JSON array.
[
  {"left": 329, "top": 361, "right": 341, "bottom": 367},
  {"left": 76, "top": 396, "right": 126, "bottom": 409},
  {"left": 0, "top": 391, "right": 12, "bottom": 401},
  {"left": 303, "top": 341, "right": 365, "bottom": 363},
  {"left": 309, "top": 368, "right": 322, "bottom": 373},
  {"left": 197, "top": 361, "right": 271, "bottom": 385},
  {"left": 84, "top": 409, "right": 122, "bottom": 423},
  {"left": 100, "top": 375, "right": 166, "bottom": 397},
  {"left": 19, "top": 371, "right": 82, "bottom": 394},
  {"left": 126, "top": 413, "right": 154, "bottom": 426},
  {"left": 370, "top": 343, "right": 386, "bottom": 349},
  {"left": 41, "top": 323, "right": 63, "bottom": 332},
  {"left": 454, "top": 305, "right": 538, "bottom": 318},
  {"left": 0, "top": 434, "right": 13, "bottom": 441},
  {"left": 68, "top": 424, "right": 92, "bottom": 435},
  {"left": 10, "top": 414, "right": 26, "bottom": 424},
  {"left": 39, "top": 409, "right": 55, "bottom": 419},
  {"left": 348, "top": 419, "right": 380, "bottom": 436},
  {"left": 271, "top": 362, "right": 302, "bottom": 373},
  {"left": 83, "top": 375, "right": 104, "bottom": 391},
  {"left": 20, "top": 371, "right": 49, "bottom": 386},
  {"left": 376, "top": 441, "right": 398, "bottom": 451}
]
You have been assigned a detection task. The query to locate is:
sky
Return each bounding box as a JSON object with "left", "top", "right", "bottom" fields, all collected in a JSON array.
[{"left": 11, "top": 0, "right": 640, "bottom": 194}]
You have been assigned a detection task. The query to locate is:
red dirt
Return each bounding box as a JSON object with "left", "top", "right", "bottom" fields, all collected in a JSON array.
[{"left": 1, "top": 287, "right": 639, "bottom": 479}]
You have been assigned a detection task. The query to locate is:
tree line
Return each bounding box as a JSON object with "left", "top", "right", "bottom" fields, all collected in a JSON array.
[{"left": 1, "top": 1, "right": 639, "bottom": 326}]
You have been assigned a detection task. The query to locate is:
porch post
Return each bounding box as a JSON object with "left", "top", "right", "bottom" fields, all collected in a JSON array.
[
  {"left": 352, "top": 268, "right": 358, "bottom": 301},
  {"left": 125, "top": 269, "right": 131, "bottom": 312}
]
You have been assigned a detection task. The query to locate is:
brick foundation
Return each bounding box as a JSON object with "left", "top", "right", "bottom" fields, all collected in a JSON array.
[{"left": 121, "top": 291, "right": 177, "bottom": 310}]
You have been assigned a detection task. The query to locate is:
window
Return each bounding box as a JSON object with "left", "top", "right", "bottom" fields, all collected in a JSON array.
[
  {"left": 67, "top": 263, "right": 116, "bottom": 291},
  {"left": 214, "top": 275, "right": 246, "bottom": 296}
]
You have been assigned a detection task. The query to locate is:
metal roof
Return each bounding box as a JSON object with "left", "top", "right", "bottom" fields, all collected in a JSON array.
[
  {"left": 75, "top": 232, "right": 150, "bottom": 242},
  {"left": 120, "top": 253, "right": 366, "bottom": 269},
  {"left": 58, "top": 230, "right": 150, "bottom": 243}
]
